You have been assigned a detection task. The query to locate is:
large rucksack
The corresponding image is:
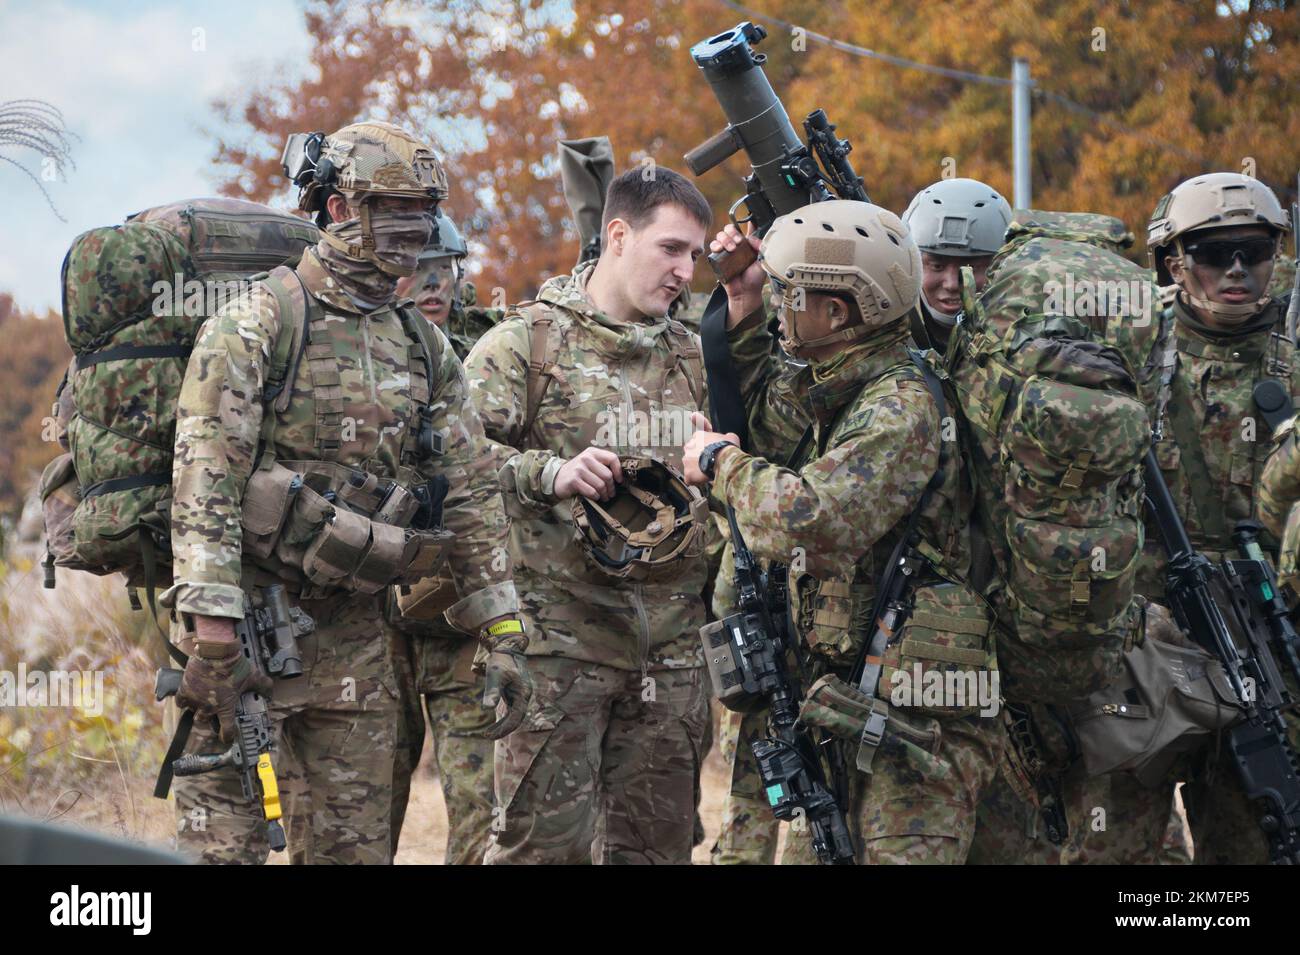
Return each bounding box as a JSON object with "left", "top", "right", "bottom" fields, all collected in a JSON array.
[
  {"left": 946, "top": 210, "right": 1162, "bottom": 704},
  {"left": 39, "top": 198, "right": 320, "bottom": 597}
]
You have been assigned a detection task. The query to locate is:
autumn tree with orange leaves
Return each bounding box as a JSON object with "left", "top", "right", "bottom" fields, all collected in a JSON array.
[{"left": 213, "top": 0, "right": 1300, "bottom": 303}]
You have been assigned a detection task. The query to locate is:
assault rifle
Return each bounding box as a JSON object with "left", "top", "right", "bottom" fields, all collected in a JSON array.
[
  {"left": 684, "top": 21, "right": 869, "bottom": 282},
  {"left": 1144, "top": 451, "right": 1300, "bottom": 863},
  {"left": 701, "top": 504, "right": 856, "bottom": 864},
  {"left": 156, "top": 584, "right": 313, "bottom": 852}
]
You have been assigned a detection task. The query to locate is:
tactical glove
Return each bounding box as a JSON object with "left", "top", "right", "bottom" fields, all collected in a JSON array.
[
  {"left": 479, "top": 624, "right": 533, "bottom": 740},
  {"left": 176, "top": 639, "right": 272, "bottom": 744}
]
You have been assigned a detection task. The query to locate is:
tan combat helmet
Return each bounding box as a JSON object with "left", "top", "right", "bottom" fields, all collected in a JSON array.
[
  {"left": 1147, "top": 171, "right": 1289, "bottom": 316},
  {"left": 283, "top": 121, "right": 449, "bottom": 273},
  {"left": 571, "top": 457, "right": 708, "bottom": 582},
  {"left": 759, "top": 199, "right": 921, "bottom": 354}
]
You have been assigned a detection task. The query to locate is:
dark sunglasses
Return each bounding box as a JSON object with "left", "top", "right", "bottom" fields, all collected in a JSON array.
[{"left": 1183, "top": 237, "right": 1277, "bottom": 269}]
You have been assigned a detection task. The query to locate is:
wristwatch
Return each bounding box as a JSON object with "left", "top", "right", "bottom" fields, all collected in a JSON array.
[{"left": 699, "top": 440, "right": 738, "bottom": 482}]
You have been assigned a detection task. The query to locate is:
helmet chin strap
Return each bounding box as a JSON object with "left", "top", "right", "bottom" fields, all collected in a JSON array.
[
  {"left": 920, "top": 288, "right": 960, "bottom": 327},
  {"left": 778, "top": 303, "right": 876, "bottom": 358},
  {"left": 1173, "top": 239, "right": 1270, "bottom": 320}
]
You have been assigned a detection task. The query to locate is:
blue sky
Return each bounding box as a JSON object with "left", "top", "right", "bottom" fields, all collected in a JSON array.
[{"left": 0, "top": 0, "right": 312, "bottom": 314}]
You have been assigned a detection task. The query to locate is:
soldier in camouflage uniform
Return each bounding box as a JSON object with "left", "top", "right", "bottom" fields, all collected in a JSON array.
[
  {"left": 685, "top": 202, "right": 1001, "bottom": 864},
  {"left": 1139, "top": 172, "right": 1300, "bottom": 864},
  {"left": 466, "top": 167, "right": 715, "bottom": 864},
  {"left": 385, "top": 211, "right": 507, "bottom": 863},
  {"left": 162, "top": 122, "right": 529, "bottom": 865},
  {"left": 901, "top": 178, "right": 1012, "bottom": 355},
  {"left": 975, "top": 173, "right": 1300, "bottom": 865}
]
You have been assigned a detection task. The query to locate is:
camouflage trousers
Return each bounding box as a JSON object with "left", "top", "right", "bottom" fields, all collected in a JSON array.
[
  {"left": 969, "top": 709, "right": 1300, "bottom": 865},
  {"left": 782, "top": 711, "right": 1001, "bottom": 865},
  {"left": 484, "top": 656, "right": 710, "bottom": 865},
  {"left": 710, "top": 706, "right": 780, "bottom": 865},
  {"left": 968, "top": 763, "right": 1180, "bottom": 864},
  {"left": 172, "top": 594, "right": 398, "bottom": 865},
  {"left": 388, "top": 623, "right": 496, "bottom": 865}
]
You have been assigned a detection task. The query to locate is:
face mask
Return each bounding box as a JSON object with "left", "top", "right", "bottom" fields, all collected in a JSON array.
[
  {"left": 325, "top": 208, "right": 434, "bottom": 278},
  {"left": 920, "top": 288, "right": 960, "bottom": 327}
]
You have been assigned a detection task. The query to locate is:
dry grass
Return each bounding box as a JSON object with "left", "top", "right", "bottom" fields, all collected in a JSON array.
[
  {"left": 0, "top": 537, "right": 737, "bottom": 863},
  {"left": 0, "top": 542, "right": 173, "bottom": 847}
]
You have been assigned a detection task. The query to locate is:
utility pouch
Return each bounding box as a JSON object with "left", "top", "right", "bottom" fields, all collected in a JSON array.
[
  {"left": 799, "top": 673, "right": 941, "bottom": 773},
  {"left": 796, "top": 576, "right": 875, "bottom": 664},
  {"left": 1067, "top": 626, "right": 1243, "bottom": 786},
  {"left": 39, "top": 452, "right": 81, "bottom": 569},
  {"left": 878, "top": 583, "right": 996, "bottom": 719},
  {"left": 394, "top": 527, "right": 454, "bottom": 586},
  {"left": 241, "top": 462, "right": 303, "bottom": 560}
]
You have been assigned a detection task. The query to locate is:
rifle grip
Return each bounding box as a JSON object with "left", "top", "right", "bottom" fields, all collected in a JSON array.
[{"left": 709, "top": 240, "right": 758, "bottom": 284}]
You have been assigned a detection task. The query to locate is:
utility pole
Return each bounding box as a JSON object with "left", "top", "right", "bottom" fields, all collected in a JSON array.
[{"left": 1012, "top": 58, "right": 1032, "bottom": 209}]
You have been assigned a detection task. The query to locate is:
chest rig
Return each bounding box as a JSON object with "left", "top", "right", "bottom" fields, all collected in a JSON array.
[
  {"left": 1152, "top": 298, "right": 1298, "bottom": 554},
  {"left": 238, "top": 265, "right": 452, "bottom": 598},
  {"left": 791, "top": 352, "right": 974, "bottom": 665},
  {"left": 516, "top": 301, "right": 705, "bottom": 452}
]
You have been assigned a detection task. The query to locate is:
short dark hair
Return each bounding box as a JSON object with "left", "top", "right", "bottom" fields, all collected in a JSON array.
[{"left": 601, "top": 166, "right": 712, "bottom": 235}]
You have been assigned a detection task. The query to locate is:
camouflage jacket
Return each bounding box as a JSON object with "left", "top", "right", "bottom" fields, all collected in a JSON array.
[
  {"left": 464, "top": 264, "right": 710, "bottom": 671},
  {"left": 1260, "top": 412, "right": 1300, "bottom": 595},
  {"left": 162, "top": 246, "right": 518, "bottom": 631},
  {"left": 443, "top": 281, "right": 504, "bottom": 360},
  {"left": 1139, "top": 292, "right": 1299, "bottom": 602},
  {"left": 712, "top": 312, "right": 983, "bottom": 674}
]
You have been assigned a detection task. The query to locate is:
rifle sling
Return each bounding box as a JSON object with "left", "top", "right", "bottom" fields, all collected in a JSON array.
[
  {"left": 153, "top": 710, "right": 193, "bottom": 800},
  {"left": 853, "top": 351, "right": 948, "bottom": 692},
  {"left": 701, "top": 285, "right": 750, "bottom": 447}
]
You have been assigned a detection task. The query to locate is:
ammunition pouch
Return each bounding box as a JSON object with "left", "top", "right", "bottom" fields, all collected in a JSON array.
[
  {"left": 878, "top": 582, "right": 997, "bottom": 719},
  {"left": 241, "top": 460, "right": 451, "bottom": 597},
  {"left": 1067, "top": 606, "right": 1243, "bottom": 786},
  {"left": 795, "top": 575, "right": 875, "bottom": 665}
]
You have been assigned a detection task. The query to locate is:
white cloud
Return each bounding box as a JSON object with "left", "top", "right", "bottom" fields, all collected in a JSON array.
[{"left": 0, "top": 0, "right": 312, "bottom": 313}]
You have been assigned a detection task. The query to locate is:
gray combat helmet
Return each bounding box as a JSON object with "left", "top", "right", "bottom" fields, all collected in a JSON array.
[
  {"left": 420, "top": 209, "right": 468, "bottom": 262},
  {"left": 902, "top": 178, "right": 1013, "bottom": 258}
]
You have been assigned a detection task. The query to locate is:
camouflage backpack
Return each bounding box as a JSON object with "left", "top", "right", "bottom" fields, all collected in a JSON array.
[
  {"left": 39, "top": 198, "right": 319, "bottom": 597},
  {"left": 946, "top": 211, "right": 1162, "bottom": 703}
]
